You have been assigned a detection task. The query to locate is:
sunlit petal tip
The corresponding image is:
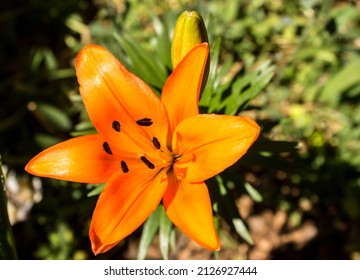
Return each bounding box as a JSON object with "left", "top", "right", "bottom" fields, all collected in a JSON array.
[
  {"left": 197, "top": 234, "right": 220, "bottom": 251},
  {"left": 241, "top": 116, "right": 261, "bottom": 146},
  {"left": 24, "top": 135, "right": 119, "bottom": 183},
  {"left": 75, "top": 44, "right": 103, "bottom": 65},
  {"left": 243, "top": 115, "right": 261, "bottom": 133},
  {"left": 90, "top": 227, "right": 118, "bottom": 255},
  {"left": 196, "top": 41, "right": 209, "bottom": 50},
  {"left": 25, "top": 149, "right": 62, "bottom": 179},
  {"left": 178, "top": 221, "right": 220, "bottom": 251},
  {"left": 24, "top": 159, "right": 37, "bottom": 175}
]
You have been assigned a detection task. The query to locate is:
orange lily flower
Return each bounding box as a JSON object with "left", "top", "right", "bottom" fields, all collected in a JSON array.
[{"left": 25, "top": 43, "right": 260, "bottom": 255}]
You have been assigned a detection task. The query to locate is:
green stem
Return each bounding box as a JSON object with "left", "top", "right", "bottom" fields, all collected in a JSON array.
[{"left": 0, "top": 156, "right": 18, "bottom": 259}]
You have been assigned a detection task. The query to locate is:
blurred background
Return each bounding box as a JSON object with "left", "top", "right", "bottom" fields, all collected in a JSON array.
[{"left": 1, "top": 0, "right": 360, "bottom": 260}]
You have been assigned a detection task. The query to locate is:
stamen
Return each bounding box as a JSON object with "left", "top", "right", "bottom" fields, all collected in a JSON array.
[
  {"left": 120, "top": 161, "right": 129, "bottom": 173},
  {"left": 140, "top": 156, "right": 155, "bottom": 169},
  {"left": 136, "top": 118, "right": 153, "bottom": 126},
  {"left": 152, "top": 137, "right": 161, "bottom": 150},
  {"left": 112, "top": 120, "right": 121, "bottom": 132},
  {"left": 103, "top": 142, "right": 113, "bottom": 155}
]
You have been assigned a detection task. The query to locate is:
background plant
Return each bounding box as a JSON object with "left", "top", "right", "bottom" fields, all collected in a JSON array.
[{"left": 0, "top": 0, "right": 359, "bottom": 259}]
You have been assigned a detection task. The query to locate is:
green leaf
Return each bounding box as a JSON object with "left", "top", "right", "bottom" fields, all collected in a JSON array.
[
  {"left": 30, "top": 47, "right": 58, "bottom": 71},
  {"left": 87, "top": 184, "right": 105, "bottom": 197},
  {"left": 137, "top": 206, "right": 161, "bottom": 260},
  {"left": 320, "top": 59, "right": 360, "bottom": 106},
  {"left": 71, "top": 120, "right": 96, "bottom": 137},
  {"left": 199, "top": 37, "right": 222, "bottom": 109},
  {"left": 152, "top": 16, "right": 172, "bottom": 71},
  {"left": 74, "top": 120, "right": 94, "bottom": 131},
  {"left": 0, "top": 156, "right": 17, "bottom": 259},
  {"left": 223, "top": 60, "right": 274, "bottom": 114},
  {"left": 244, "top": 182, "right": 263, "bottom": 203},
  {"left": 32, "top": 102, "right": 72, "bottom": 132},
  {"left": 208, "top": 79, "right": 233, "bottom": 113},
  {"left": 206, "top": 59, "right": 273, "bottom": 114},
  {"left": 34, "top": 133, "right": 62, "bottom": 149},
  {"left": 232, "top": 217, "right": 254, "bottom": 245},
  {"left": 47, "top": 68, "right": 75, "bottom": 80},
  {"left": 70, "top": 130, "right": 97, "bottom": 137},
  {"left": 216, "top": 176, "right": 253, "bottom": 244},
  {"left": 113, "top": 33, "right": 167, "bottom": 91},
  {"left": 159, "top": 205, "right": 172, "bottom": 260}
]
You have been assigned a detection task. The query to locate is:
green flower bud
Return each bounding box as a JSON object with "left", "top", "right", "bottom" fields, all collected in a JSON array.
[
  {"left": 171, "top": 11, "right": 210, "bottom": 93},
  {"left": 171, "top": 11, "right": 209, "bottom": 68}
]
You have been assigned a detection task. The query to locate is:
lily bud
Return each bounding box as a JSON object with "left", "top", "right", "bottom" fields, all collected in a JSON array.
[
  {"left": 171, "top": 11, "right": 209, "bottom": 68},
  {"left": 171, "top": 11, "right": 210, "bottom": 93}
]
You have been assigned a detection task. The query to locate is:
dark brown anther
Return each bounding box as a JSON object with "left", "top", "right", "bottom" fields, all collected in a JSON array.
[
  {"left": 120, "top": 161, "right": 129, "bottom": 173},
  {"left": 140, "top": 156, "right": 155, "bottom": 169},
  {"left": 152, "top": 137, "right": 161, "bottom": 150},
  {"left": 112, "top": 120, "right": 121, "bottom": 132},
  {"left": 136, "top": 118, "right": 153, "bottom": 126},
  {"left": 103, "top": 142, "right": 113, "bottom": 155}
]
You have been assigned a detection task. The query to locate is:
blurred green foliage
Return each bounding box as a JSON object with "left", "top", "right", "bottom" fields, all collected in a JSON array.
[{"left": 1, "top": 0, "right": 360, "bottom": 259}]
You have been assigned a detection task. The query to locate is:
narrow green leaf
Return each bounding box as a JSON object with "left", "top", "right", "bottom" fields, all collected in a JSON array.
[
  {"left": 216, "top": 176, "right": 253, "bottom": 245},
  {"left": 223, "top": 60, "right": 274, "bottom": 114},
  {"left": 70, "top": 130, "right": 97, "bottom": 137},
  {"left": 32, "top": 103, "right": 72, "bottom": 132},
  {"left": 30, "top": 47, "right": 45, "bottom": 70},
  {"left": 152, "top": 16, "right": 172, "bottom": 70},
  {"left": 231, "top": 218, "right": 254, "bottom": 245},
  {"left": 137, "top": 207, "right": 160, "bottom": 260},
  {"left": 199, "top": 37, "right": 222, "bottom": 109},
  {"left": 244, "top": 182, "right": 263, "bottom": 203},
  {"left": 71, "top": 120, "right": 96, "bottom": 137},
  {"left": 208, "top": 79, "right": 233, "bottom": 113},
  {"left": 169, "top": 227, "right": 176, "bottom": 253},
  {"left": 223, "top": 73, "right": 255, "bottom": 114},
  {"left": 113, "top": 33, "right": 167, "bottom": 90},
  {"left": 43, "top": 48, "right": 59, "bottom": 70},
  {"left": 212, "top": 210, "right": 220, "bottom": 260},
  {"left": 159, "top": 205, "right": 172, "bottom": 260},
  {"left": 320, "top": 59, "right": 360, "bottom": 106},
  {"left": 74, "top": 120, "right": 94, "bottom": 131},
  {"left": 0, "top": 156, "right": 17, "bottom": 259},
  {"left": 47, "top": 68, "right": 75, "bottom": 80},
  {"left": 34, "top": 133, "right": 62, "bottom": 149},
  {"left": 87, "top": 183, "right": 105, "bottom": 197}
]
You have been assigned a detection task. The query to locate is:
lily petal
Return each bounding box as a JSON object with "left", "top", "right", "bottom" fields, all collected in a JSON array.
[
  {"left": 161, "top": 43, "right": 209, "bottom": 133},
  {"left": 172, "top": 114, "right": 260, "bottom": 182},
  {"left": 25, "top": 135, "right": 120, "bottom": 183},
  {"left": 75, "top": 44, "right": 170, "bottom": 154},
  {"left": 89, "top": 168, "right": 168, "bottom": 254},
  {"left": 163, "top": 172, "right": 220, "bottom": 250}
]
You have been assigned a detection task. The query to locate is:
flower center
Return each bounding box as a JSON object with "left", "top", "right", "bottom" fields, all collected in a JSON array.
[{"left": 101, "top": 117, "right": 178, "bottom": 174}]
